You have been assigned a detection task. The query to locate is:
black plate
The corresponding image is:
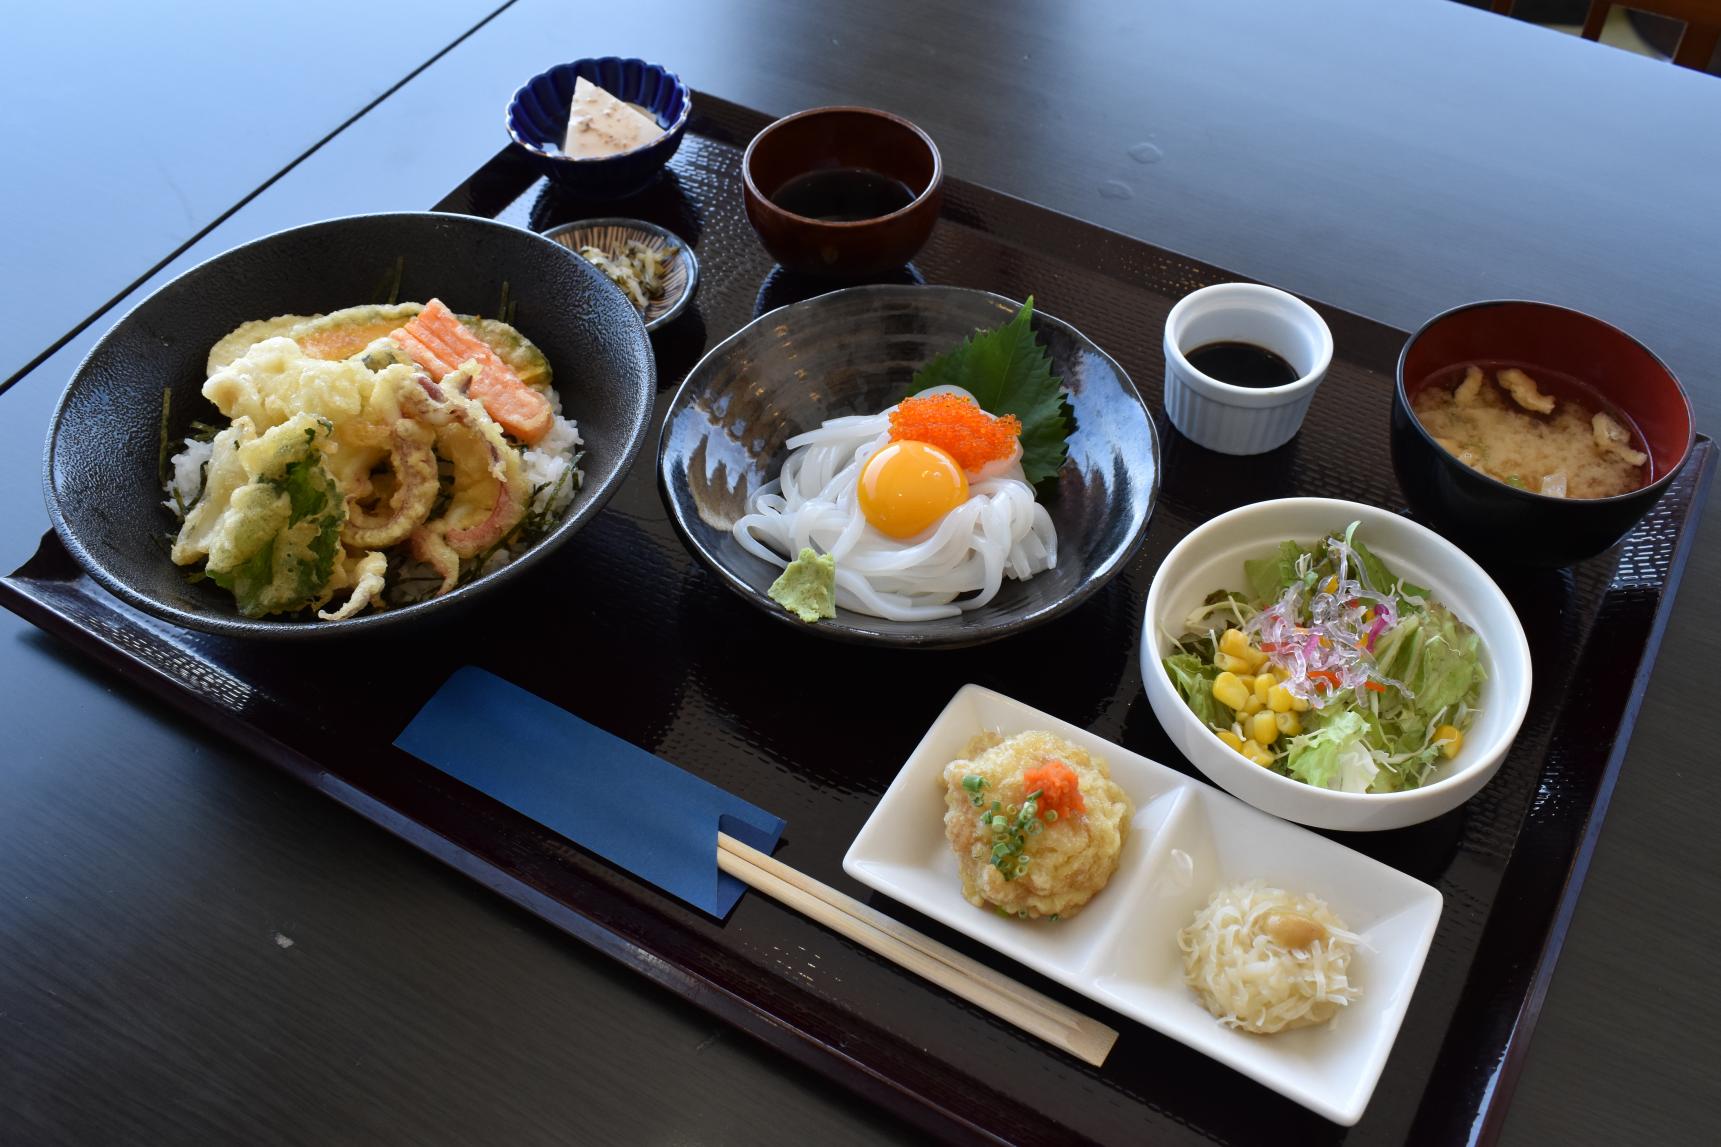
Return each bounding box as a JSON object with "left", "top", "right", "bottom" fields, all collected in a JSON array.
[
  {"left": 658, "top": 285, "right": 1159, "bottom": 647},
  {"left": 44, "top": 212, "right": 656, "bottom": 639}
]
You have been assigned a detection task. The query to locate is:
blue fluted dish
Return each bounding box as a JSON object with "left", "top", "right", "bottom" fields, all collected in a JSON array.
[{"left": 506, "top": 58, "right": 690, "bottom": 199}]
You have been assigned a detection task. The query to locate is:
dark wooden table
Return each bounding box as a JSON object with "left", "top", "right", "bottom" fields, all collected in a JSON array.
[{"left": 3, "top": 1, "right": 1716, "bottom": 1142}]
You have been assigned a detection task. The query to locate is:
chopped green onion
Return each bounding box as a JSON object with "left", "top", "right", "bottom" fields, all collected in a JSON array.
[
  {"left": 961, "top": 774, "right": 985, "bottom": 793},
  {"left": 1044, "top": 808, "right": 1059, "bottom": 823}
]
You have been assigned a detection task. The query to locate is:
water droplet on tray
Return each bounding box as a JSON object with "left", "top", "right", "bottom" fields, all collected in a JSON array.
[
  {"left": 1099, "top": 180, "right": 1133, "bottom": 200},
  {"left": 1128, "top": 142, "right": 1164, "bottom": 164}
]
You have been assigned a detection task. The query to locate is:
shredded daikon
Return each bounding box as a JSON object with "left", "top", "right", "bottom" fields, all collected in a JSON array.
[{"left": 1178, "top": 881, "right": 1363, "bottom": 1034}]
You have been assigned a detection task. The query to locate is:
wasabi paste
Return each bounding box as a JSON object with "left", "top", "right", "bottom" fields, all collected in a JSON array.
[{"left": 768, "top": 547, "right": 837, "bottom": 623}]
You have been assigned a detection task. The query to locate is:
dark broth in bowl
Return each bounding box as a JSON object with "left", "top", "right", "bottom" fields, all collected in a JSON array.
[
  {"left": 1411, "top": 361, "right": 1650, "bottom": 498},
  {"left": 771, "top": 167, "right": 917, "bottom": 221}
]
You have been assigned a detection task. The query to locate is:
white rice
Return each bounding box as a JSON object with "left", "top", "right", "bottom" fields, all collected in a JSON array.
[
  {"left": 162, "top": 437, "right": 216, "bottom": 517},
  {"left": 522, "top": 412, "right": 584, "bottom": 517}
]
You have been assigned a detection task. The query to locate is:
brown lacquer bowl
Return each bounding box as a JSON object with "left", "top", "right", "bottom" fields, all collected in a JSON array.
[{"left": 742, "top": 106, "right": 943, "bottom": 277}]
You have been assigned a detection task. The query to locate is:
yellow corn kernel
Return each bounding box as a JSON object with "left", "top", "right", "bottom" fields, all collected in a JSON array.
[
  {"left": 1243, "top": 647, "right": 1270, "bottom": 672},
  {"left": 1253, "top": 675, "right": 1273, "bottom": 704},
  {"left": 1219, "top": 628, "right": 1251, "bottom": 658},
  {"left": 1275, "top": 710, "right": 1302, "bottom": 736},
  {"left": 1216, "top": 729, "right": 1246, "bottom": 753},
  {"left": 1251, "top": 711, "right": 1279, "bottom": 745},
  {"left": 1324, "top": 576, "right": 1338, "bottom": 593},
  {"left": 1434, "top": 724, "right": 1463, "bottom": 759},
  {"left": 1242, "top": 694, "right": 1265, "bottom": 715},
  {"left": 1212, "top": 671, "right": 1250, "bottom": 710},
  {"left": 1242, "top": 740, "right": 1275, "bottom": 768},
  {"left": 1267, "top": 684, "right": 1294, "bottom": 713},
  {"left": 1291, "top": 693, "right": 1312, "bottom": 712},
  {"left": 1215, "top": 651, "right": 1255, "bottom": 674}
]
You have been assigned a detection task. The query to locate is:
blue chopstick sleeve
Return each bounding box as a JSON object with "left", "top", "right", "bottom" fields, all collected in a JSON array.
[{"left": 394, "top": 666, "right": 785, "bottom": 919}]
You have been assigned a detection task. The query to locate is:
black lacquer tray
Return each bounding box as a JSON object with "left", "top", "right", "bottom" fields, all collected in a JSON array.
[{"left": 3, "top": 95, "right": 1713, "bottom": 1145}]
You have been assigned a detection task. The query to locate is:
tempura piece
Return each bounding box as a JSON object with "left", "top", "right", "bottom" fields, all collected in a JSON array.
[
  {"left": 1593, "top": 412, "right": 1648, "bottom": 467},
  {"left": 1453, "top": 365, "right": 1484, "bottom": 407},
  {"left": 1498, "top": 367, "right": 1555, "bottom": 414}
]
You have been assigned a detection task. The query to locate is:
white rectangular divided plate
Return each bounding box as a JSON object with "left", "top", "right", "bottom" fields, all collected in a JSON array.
[{"left": 842, "top": 685, "right": 1443, "bottom": 1126}]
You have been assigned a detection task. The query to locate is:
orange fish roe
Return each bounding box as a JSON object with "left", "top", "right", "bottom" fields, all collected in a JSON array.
[
  {"left": 888, "top": 393, "right": 1020, "bottom": 472},
  {"left": 1021, "top": 760, "right": 1086, "bottom": 822}
]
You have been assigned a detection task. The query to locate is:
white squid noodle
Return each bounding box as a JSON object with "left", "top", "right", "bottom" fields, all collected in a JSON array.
[{"left": 732, "top": 400, "right": 1058, "bottom": 622}]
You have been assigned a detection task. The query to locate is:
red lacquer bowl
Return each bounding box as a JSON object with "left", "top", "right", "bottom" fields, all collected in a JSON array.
[{"left": 1392, "top": 300, "right": 1694, "bottom": 566}]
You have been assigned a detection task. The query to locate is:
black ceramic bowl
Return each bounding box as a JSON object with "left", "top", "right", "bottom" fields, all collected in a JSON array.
[
  {"left": 657, "top": 285, "right": 1159, "bottom": 647},
  {"left": 46, "top": 212, "right": 656, "bottom": 639},
  {"left": 1392, "top": 299, "right": 1694, "bottom": 567}
]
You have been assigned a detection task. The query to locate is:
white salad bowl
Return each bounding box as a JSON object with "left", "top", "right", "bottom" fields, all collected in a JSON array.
[{"left": 1140, "top": 498, "right": 1532, "bottom": 832}]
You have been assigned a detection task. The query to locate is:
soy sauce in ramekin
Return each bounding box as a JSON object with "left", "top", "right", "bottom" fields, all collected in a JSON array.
[{"left": 1186, "top": 341, "right": 1301, "bottom": 388}]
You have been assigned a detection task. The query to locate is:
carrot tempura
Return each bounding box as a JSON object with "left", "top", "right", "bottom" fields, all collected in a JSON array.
[{"left": 393, "top": 299, "right": 553, "bottom": 444}]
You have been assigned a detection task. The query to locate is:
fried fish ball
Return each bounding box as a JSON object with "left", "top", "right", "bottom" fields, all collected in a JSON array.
[{"left": 941, "top": 731, "right": 1132, "bottom": 920}]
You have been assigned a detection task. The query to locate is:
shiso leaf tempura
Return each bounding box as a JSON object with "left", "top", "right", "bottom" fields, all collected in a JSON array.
[{"left": 1162, "top": 522, "right": 1483, "bottom": 793}]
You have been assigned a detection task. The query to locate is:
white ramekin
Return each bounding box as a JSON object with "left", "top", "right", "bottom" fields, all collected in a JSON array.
[{"left": 1162, "top": 283, "right": 1333, "bottom": 455}]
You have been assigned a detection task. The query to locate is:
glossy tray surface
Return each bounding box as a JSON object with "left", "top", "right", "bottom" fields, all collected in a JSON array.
[{"left": 4, "top": 95, "right": 1713, "bottom": 1145}]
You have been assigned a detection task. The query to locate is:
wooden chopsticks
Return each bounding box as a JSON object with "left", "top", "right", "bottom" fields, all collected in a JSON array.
[{"left": 716, "top": 832, "right": 1118, "bottom": 1067}]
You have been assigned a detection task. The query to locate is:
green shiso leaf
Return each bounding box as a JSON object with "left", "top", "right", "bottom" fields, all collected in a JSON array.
[{"left": 907, "top": 296, "right": 1072, "bottom": 485}]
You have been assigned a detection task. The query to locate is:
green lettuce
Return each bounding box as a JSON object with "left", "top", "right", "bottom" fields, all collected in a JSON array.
[
  {"left": 1162, "top": 651, "right": 1227, "bottom": 729},
  {"left": 1351, "top": 536, "right": 1429, "bottom": 602},
  {"left": 1283, "top": 709, "right": 1375, "bottom": 792},
  {"left": 1244, "top": 540, "right": 1310, "bottom": 602}
]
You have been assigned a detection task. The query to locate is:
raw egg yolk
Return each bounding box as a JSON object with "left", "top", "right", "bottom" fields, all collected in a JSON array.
[{"left": 857, "top": 440, "right": 969, "bottom": 539}]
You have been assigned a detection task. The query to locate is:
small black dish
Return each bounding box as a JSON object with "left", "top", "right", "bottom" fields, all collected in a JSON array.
[
  {"left": 45, "top": 212, "right": 656, "bottom": 639},
  {"left": 657, "top": 285, "right": 1159, "bottom": 648}
]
